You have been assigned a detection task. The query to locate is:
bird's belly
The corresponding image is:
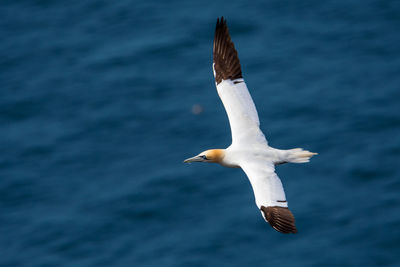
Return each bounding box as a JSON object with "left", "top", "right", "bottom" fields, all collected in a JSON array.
[{"left": 223, "top": 145, "right": 279, "bottom": 168}]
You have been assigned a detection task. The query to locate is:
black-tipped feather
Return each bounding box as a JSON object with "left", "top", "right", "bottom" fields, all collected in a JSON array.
[
  {"left": 261, "top": 206, "right": 298, "bottom": 234},
  {"left": 213, "top": 17, "right": 243, "bottom": 84}
]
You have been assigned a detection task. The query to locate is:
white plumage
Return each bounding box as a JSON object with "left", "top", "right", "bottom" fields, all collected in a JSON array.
[
  {"left": 216, "top": 78, "right": 267, "bottom": 145},
  {"left": 184, "top": 17, "right": 317, "bottom": 234}
]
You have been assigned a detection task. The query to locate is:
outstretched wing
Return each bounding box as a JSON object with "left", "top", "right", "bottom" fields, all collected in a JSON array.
[
  {"left": 213, "top": 17, "right": 267, "bottom": 145},
  {"left": 240, "top": 160, "right": 297, "bottom": 234}
]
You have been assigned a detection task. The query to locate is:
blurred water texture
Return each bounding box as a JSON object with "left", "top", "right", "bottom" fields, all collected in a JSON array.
[{"left": 1, "top": 0, "right": 400, "bottom": 266}]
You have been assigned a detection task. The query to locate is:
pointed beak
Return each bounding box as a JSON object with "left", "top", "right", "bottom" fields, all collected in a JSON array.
[{"left": 183, "top": 155, "right": 203, "bottom": 163}]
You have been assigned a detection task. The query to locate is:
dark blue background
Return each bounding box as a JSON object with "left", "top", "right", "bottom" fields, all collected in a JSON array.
[{"left": 1, "top": 0, "right": 400, "bottom": 266}]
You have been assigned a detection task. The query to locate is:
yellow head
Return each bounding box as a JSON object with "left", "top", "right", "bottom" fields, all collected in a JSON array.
[{"left": 183, "top": 149, "right": 225, "bottom": 164}]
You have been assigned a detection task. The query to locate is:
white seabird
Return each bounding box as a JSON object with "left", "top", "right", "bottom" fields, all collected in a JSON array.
[{"left": 184, "top": 17, "right": 317, "bottom": 234}]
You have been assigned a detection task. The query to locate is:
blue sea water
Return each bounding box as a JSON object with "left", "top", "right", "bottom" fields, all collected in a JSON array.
[{"left": 1, "top": 0, "right": 400, "bottom": 266}]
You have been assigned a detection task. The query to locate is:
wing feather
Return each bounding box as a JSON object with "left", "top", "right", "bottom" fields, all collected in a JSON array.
[
  {"left": 213, "top": 17, "right": 267, "bottom": 145},
  {"left": 240, "top": 161, "right": 297, "bottom": 234}
]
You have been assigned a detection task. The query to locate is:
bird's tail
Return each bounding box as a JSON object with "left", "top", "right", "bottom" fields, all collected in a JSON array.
[{"left": 286, "top": 148, "right": 318, "bottom": 163}]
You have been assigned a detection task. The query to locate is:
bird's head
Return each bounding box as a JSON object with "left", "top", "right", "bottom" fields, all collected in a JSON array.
[{"left": 183, "top": 149, "right": 225, "bottom": 164}]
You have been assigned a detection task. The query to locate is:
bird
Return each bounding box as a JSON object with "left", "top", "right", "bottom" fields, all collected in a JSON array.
[{"left": 183, "top": 17, "right": 317, "bottom": 234}]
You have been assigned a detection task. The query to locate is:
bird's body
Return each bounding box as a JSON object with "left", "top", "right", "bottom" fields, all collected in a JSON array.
[{"left": 184, "top": 17, "right": 317, "bottom": 234}]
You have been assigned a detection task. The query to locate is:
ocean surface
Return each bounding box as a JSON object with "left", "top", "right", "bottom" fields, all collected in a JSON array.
[{"left": 1, "top": 0, "right": 400, "bottom": 266}]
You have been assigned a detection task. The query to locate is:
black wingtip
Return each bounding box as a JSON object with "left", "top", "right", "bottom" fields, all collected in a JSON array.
[
  {"left": 213, "top": 17, "right": 243, "bottom": 84},
  {"left": 261, "top": 206, "right": 298, "bottom": 234},
  {"left": 216, "top": 16, "right": 225, "bottom": 24}
]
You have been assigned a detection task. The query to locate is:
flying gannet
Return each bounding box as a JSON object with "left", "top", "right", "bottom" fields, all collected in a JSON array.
[{"left": 184, "top": 17, "right": 317, "bottom": 234}]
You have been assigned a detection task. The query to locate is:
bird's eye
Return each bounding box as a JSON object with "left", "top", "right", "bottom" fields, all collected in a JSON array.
[{"left": 200, "top": 155, "right": 208, "bottom": 160}]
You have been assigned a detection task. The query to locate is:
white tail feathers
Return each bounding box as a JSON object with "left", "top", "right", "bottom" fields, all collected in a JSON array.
[{"left": 286, "top": 148, "right": 318, "bottom": 163}]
